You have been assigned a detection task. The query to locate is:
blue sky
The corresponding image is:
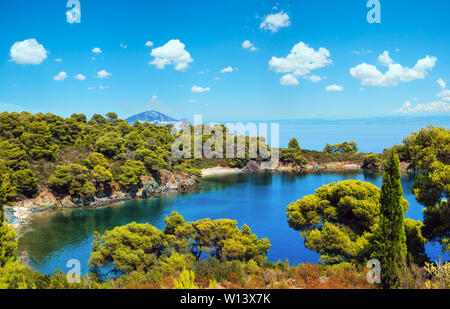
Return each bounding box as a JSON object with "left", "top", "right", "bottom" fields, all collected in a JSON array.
[{"left": 0, "top": 0, "right": 449, "bottom": 121}]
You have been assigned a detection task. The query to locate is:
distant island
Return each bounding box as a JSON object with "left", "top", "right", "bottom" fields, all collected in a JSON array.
[{"left": 126, "top": 111, "right": 190, "bottom": 126}]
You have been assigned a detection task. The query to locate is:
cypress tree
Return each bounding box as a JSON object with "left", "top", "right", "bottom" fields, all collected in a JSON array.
[{"left": 371, "top": 151, "right": 407, "bottom": 289}]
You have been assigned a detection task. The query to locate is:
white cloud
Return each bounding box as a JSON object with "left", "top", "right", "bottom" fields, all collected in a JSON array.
[
  {"left": 120, "top": 43, "right": 127, "bottom": 49},
  {"left": 350, "top": 52, "right": 437, "bottom": 87},
  {"left": 377, "top": 51, "right": 394, "bottom": 66},
  {"left": 96, "top": 70, "right": 112, "bottom": 78},
  {"left": 438, "top": 90, "right": 450, "bottom": 101},
  {"left": 53, "top": 72, "right": 68, "bottom": 81},
  {"left": 269, "top": 42, "right": 332, "bottom": 79},
  {"left": 74, "top": 74, "right": 86, "bottom": 81},
  {"left": 280, "top": 74, "right": 299, "bottom": 86},
  {"left": 242, "top": 40, "right": 258, "bottom": 51},
  {"left": 326, "top": 84, "right": 344, "bottom": 92},
  {"left": 260, "top": 11, "right": 291, "bottom": 33},
  {"left": 145, "top": 41, "right": 154, "bottom": 47},
  {"left": 149, "top": 39, "right": 193, "bottom": 71},
  {"left": 191, "top": 85, "right": 211, "bottom": 93},
  {"left": 352, "top": 49, "right": 373, "bottom": 56},
  {"left": 92, "top": 47, "right": 102, "bottom": 54},
  {"left": 221, "top": 66, "right": 234, "bottom": 73},
  {"left": 437, "top": 78, "right": 446, "bottom": 89},
  {"left": 88, "top": 86, "right": 95, "bottom": 90},
  {"left": 189, "top": 99, "right": 198, "bottom": 103},
  {"left": 55, "top": 58, "right": 62, "bottom": 62},
  {"left": 10, "top": 39, "right": 48, "bottom": 65},
  {"left": 395, "top": 100, "right": 450, "bottom": 114},
  {"left": 98, "top": 85, "right": 110, "bottom": 90},
  {"left": 307, "top": 75, "right": 322, "bottom": 82}
]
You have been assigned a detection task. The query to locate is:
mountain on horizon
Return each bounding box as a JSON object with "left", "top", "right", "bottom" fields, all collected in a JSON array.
[{"left": 126, "top": 111, "right": 189, "bottom": 125}]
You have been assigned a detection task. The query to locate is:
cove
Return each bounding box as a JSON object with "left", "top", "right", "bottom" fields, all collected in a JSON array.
[{"left": 17, "top": 171, "right": 448, "bottom": 275}]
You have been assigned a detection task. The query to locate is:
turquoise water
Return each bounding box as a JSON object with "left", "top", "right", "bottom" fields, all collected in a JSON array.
[{"left": 17, "top": 171, "right": 448, "bottom": 275}]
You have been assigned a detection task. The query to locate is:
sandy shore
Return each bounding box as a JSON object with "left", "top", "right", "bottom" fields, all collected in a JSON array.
[{"left": 201, "top": 167, "right": 242, "bottom": 177}]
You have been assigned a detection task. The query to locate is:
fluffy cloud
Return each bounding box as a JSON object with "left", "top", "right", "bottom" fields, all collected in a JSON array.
[
  {"left": 269, "top": 42, "right": 332, "bottom": 82},
  {"left": 438, "top": 90, "right": 450, "bottom": 101},
  {"left": 10, "top": 39, "right": 48, "bottom": 65},
  {"left": 395, "top": 101, "right": 450, "bottom": 114},
  {"left": 242, "top": 40, "right": 257, "bottom": 51},
  {"left": 145, "top": 41, "right": 154, "bottom": 47},
  {"left": 377, "top": 51, "right": 394, "bottom": 66},
  {"left": 260, "top": 11, "right": 291, "bottom": 32},
  {"left": 74, "top": 74, "right": 86, "bottom": 80},
  {"left": 350, "top": 51, "right": 437, "bottom": 87},
  {"left": 149, "top": 39, "right": 193, "bottom": 71},
  {"left": 326, "top": 84, "right": 344, "bottom": 92},
  {"left": 395, "top": 80, "right": 450, "bottom": 114},
  {"left": 96, "top": 70, "right": 112, "bottom": 78},
  {"left": 92, "top": 47, "right": 102, "bottom": 54},
  {"left": 280, "top": 74, "right": 299, "bottom": 86},
  {"left": 191, "top": 85, "right": 211, "bottom": 93},
  {"left": 221, "top": 66, "right": 234, "bottom": 73},
  {"left": 53, "top": 72, "right": 67, "bottom": 81},
  {"left": 307, "top": 75, "right": 322, "bottom": 82}
]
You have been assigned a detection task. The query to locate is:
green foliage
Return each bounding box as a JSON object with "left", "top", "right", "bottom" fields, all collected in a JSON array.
[
  {"left": 95, "top": 132, "right": 124, "bottom": 158},
  {"left": 324, "top": 141, "right": 359, "bottom": 154},
  {"left": 0, "top": 217, "right": 17, "bottom": 268},
  {"left": 12, "top": 169, "right": 38, "bottom": 197},
  {"left": 371, "top": 152, "right": 407, "bottom": 289},
  {"left": 287, "top": 179, "right": 408, "bottom": 264},
  {"left": 91, "top": 166, "right": 113, "bottom": 191},
  {"left": 0, "top": 260, "right": 36, "bottom": 289},
  {"left": 135, "top": 149, "right": 169, "bottom": 173},
  {"left": 49, "top": 164, "right": 96, "bottom": 197},
  {"left": 0, "top": 111, "right": 208, "bottom": 203},
  {"left": 85, "top": 152, "right": 109, "bottom": 169},
  {"left": 280, "top": 148, "right": 308, "bottom": 167},
  {"left": 404, "top": 218, "right": 428, "bottom": 265},
  {"left": 403, "top": 126, "right": 450, "bottom": 252},
  {"left": 89, "top": 212, "right": 271, "bottom": 277},
  {"left": 89, "top": 222, "right": 169, "bottom": 274},
  {"left": 116, "top": 160, "right": 147, "bottom": 188},
  {"left": 288, "top": 138, "right": 301, "bottom": 150},
  {"left": 362, "top": 153, "right": 382, "bottom": 169},
  {"left": 279, "top": 137, "right": 308, "bottom": 167},
  {"left": 173, "top": 269, "right": 199, "bottom": 289}
]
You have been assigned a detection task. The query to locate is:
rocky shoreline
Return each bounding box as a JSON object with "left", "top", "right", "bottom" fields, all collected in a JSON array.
[
  {"left": 5, "top": 160, "right": 411, "bottom": 231},
  {"left": 5, "top": 170, "right": 199, "bottom": 231}
]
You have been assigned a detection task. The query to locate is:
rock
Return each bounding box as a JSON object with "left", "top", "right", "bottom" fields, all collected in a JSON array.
[
  {"left": 243, "top": 160, "right": 259, "bottom": 173},
  {"left": 7, "top": 169, "right": 199, "bottom": 229}
]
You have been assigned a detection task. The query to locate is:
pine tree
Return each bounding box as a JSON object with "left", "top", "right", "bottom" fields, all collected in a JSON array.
[
  {"left": 371, "top": 151, "right": 407, "bottom": 289},
  {"left": 0, "top": 175, "right": 18, "bottom": 268}
]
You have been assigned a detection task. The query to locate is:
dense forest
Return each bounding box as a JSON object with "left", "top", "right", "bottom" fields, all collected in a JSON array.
[{"left": 0, "top": 111, "right": 448, "bottom": 289}]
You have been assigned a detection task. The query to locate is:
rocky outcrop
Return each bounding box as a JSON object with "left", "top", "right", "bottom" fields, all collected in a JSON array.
[{"left": 5, "top": 170, "right": 199, "bottom": 228}]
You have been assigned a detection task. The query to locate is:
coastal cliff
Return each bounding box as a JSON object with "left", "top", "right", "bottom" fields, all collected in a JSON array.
[{"left": 4, "top": 170, "right": 199, "bottom": 228}]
